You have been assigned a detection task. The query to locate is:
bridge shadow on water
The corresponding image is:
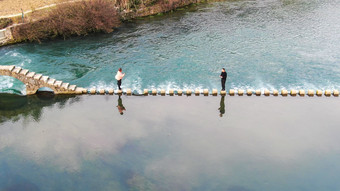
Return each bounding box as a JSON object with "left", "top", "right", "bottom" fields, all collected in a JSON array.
[{"left": 0, "top": 92, "right": 80, "bottom": 124}]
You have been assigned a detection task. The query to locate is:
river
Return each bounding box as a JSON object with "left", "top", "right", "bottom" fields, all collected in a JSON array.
[
  {"left": 1, "top": 0, "right": 340, "bottom": 190},
  {"left": 1, "top": 0, "right": 340, "bottom": 94},
  {"left": 1, "top": 94, "right": 340, "bottom": 190}
]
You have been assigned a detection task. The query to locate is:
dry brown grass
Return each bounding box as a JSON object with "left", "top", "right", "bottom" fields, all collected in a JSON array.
[
  {"left": 0, "top": 0, "right": 73, "bottom": 17},
  {"left": 4, "top": 0, "right": 204, "bottom": 43},
  {"left": 12, "top": 0, "right": 120, "bottom": 42}
]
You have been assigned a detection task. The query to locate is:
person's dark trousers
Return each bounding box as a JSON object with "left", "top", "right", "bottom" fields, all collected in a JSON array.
[
  {"left": 221, "top": 79, "right": 226, "bottom": 91},
  {"left": 117, "top": 80, "right": 122, "bottom": 90}
]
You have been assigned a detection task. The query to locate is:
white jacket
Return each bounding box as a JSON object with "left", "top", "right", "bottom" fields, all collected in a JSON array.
[{"left": 115, "top": 71, "right": 125, "bottom": 80}]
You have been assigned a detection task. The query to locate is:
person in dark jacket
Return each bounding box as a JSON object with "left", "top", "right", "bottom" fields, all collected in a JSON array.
[{"left": 220, "top": 68, "right": 227, "bottom": 91}]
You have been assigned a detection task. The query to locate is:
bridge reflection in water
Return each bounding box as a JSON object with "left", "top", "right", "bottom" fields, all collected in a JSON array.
[{"left": 0, "top": 92, "right": 79, "bottom": 124}]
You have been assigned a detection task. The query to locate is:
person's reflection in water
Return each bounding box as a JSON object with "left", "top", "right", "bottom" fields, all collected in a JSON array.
[
  {"left": 117, "top": 96, "right": 126, "bottom": 115},
  {"left": 218, "top": 96, "right": 225, "bottom": 117}
]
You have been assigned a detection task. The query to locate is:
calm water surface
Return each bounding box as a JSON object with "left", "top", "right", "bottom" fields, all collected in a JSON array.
[
  {"left": 1, "top": 0, "right": 340, "bottom": 94},
  {"left": 1, "top": 94, "right": 340, "bottom": 190}
]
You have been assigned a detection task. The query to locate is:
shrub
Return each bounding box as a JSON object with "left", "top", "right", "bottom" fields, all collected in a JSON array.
[
  {"left": 0, "top": 18, "right": 13, "bottom": 29},
  {"left": 159, "top": 0, "right": 181, "bottom": 11},
  {"left": 12, "top": 0, "right": 121, "bottom": 42},
  {"left": 142, "top": 0, "right": 158, "bottom": 6},
  {"left": 129, "top": 0, "right": 142, "bottom": 9}
]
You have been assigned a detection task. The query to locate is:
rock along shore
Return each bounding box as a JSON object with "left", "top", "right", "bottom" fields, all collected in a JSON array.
[{"left": 0, "top": 0, "right": 209, "bottom": 47}]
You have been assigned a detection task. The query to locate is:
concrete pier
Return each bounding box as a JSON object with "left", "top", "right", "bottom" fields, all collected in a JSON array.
[
  {"left": 144, "top": 89, "right": 149, "bottom": 96},
  {"left": 186, "top": 90, "right": 192, "bottom": 96},
  {"left": 152, "top": 89, "right": 157, "bottom": 96},
  {"left": 290, "top": 90, "right": 297, "bottom": 96},
  {"left": 238, "top": 89, "right": 244, "bottom": 96},
  {"left": 212, "top": 89, "right": 218, "bottom": 96},
  {"left": 75, "top": 88, "right": 83, "bottom": 94},
  {"left": 195, "top": 89, "right": 200, "bottom": 96},
  {"left": 264, "top": 90, "right": 270, "bottom": 96},
  {"left": 90, "top": 89, "right": 96, "bottom": 94},
  {"left": 273, "top": 90, "right": 279, "bottom": 96},
  {"left": 160, "top": 89, "right": 166, "bottom": 96},
  {"left": 308, "top": 90, "right": 314, "bottom": 97},
  {"left": 169, "top": 89, "right": 174, "bottom": 96},
  {"left": 299, "top": 90, "right": 305, "bottom": 96},
  {"left": 77, "top": 88, "right": 340, "bottom": 97},
  {"left": 83, "top": 89, "right": 340, "bottom": 97},
  {"left": 127, "top": 89, "right": 132, "bottom": 95},
  {"left": 325, "top": 90, "right": 331, "bottom": 97},
  {"left": 246, "top": 89, "right": 252, "bottom": 96},
  {"left": 316, "top": 90, "right": 323, "bottom": 97},
  {"left": 99, "top": 89, "right": 105, "bottom": 94},
  {"left": 229, "top": 89, "right": 235, "bottom": 96},
  {"left": 203, "top": 89, "right": 209, "bottom": 96},
  {"left": 255, "top": 90, "right": 261, "bottom": 96}
]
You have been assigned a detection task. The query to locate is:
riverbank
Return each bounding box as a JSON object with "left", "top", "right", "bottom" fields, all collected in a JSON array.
[
  {"left": 0, "top": 0, "right": 68, "bottom": 17},
  {"left": 0, "top": 0, "right": 209, "bottom": 46},
  {"left": 1, "top": 94, "right": 340, "bottom": 190},
  {"left": 1, "top": 0, "right": 339, "bottom": 93}
]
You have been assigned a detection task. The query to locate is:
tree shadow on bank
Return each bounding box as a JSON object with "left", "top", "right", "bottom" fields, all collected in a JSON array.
[{"left": 0, "top": 92, "right": 80, "bottom": 124}]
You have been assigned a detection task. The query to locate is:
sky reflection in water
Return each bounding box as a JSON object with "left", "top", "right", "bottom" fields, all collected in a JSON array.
[{"left": 1, "top": 94, "right": 340, "bottom": 190}]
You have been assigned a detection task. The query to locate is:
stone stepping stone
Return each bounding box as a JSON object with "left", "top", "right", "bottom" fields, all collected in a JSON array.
[
  {"left": 41, "top": 76, "right": 49, "bottom": 83},
  {"left": 68, "top": 85, "right": 76, "bottom": 91},
  {"left": 20, "top": 69, "right": 29, "bottom": 75},
  {"left": 47, "top": 78, "right": 56, "bottom": 85},
  {"left": 26, "top": 72, "right": 36, "bottom": 78},
  {"left": 12, "top": 67, "right": 22, "bottom": 74},
  {"left": 33, "top": 74, "right": 42, "bottom": 80},
  {"left": 54, "top": 81, "right": 62, "bottom": 87},
  {"left": 61, "top": 83, "right": 69, "bottom": 90}
]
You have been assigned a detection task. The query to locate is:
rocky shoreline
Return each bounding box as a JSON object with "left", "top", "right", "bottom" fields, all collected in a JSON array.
[{"left": 0, "top": 0, "right": 207, "bottom": 47}]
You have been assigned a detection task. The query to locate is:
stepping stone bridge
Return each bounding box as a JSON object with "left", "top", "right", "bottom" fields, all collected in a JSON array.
[{"left": 0, "top": 65, "right": 85, "bottom": 95}]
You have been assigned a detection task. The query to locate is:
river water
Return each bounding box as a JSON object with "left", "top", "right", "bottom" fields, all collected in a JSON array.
[
  {"left": 1, "top": 1, "right": 340, "bottom": 189},
  {"left": 1, "top": 94, "right": 340, "bottom": 191},
  {"left": 1, "top": 0, "right": 340, "bottom": 94}
]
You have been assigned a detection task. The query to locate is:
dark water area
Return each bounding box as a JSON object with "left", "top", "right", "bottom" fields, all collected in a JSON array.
[{"left": 1, "top": 93, "right": 340, "bottom": 190}]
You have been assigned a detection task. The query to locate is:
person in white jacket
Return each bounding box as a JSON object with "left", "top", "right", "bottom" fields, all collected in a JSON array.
[{"left": 115, "top": 68, "right": 125, "bottom": 90}]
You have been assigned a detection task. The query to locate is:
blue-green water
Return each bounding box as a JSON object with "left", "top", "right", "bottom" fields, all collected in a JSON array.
[{"left": 1, "top": 0, "right": 340, "bottom": 94}]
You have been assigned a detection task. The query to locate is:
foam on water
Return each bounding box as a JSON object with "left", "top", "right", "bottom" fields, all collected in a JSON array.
[
  {"left": 0, "top": 76, "right": 14, "bottom": 89},
  {"left": 0, "top": 76, "right": 26, "bottom": 94}
]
